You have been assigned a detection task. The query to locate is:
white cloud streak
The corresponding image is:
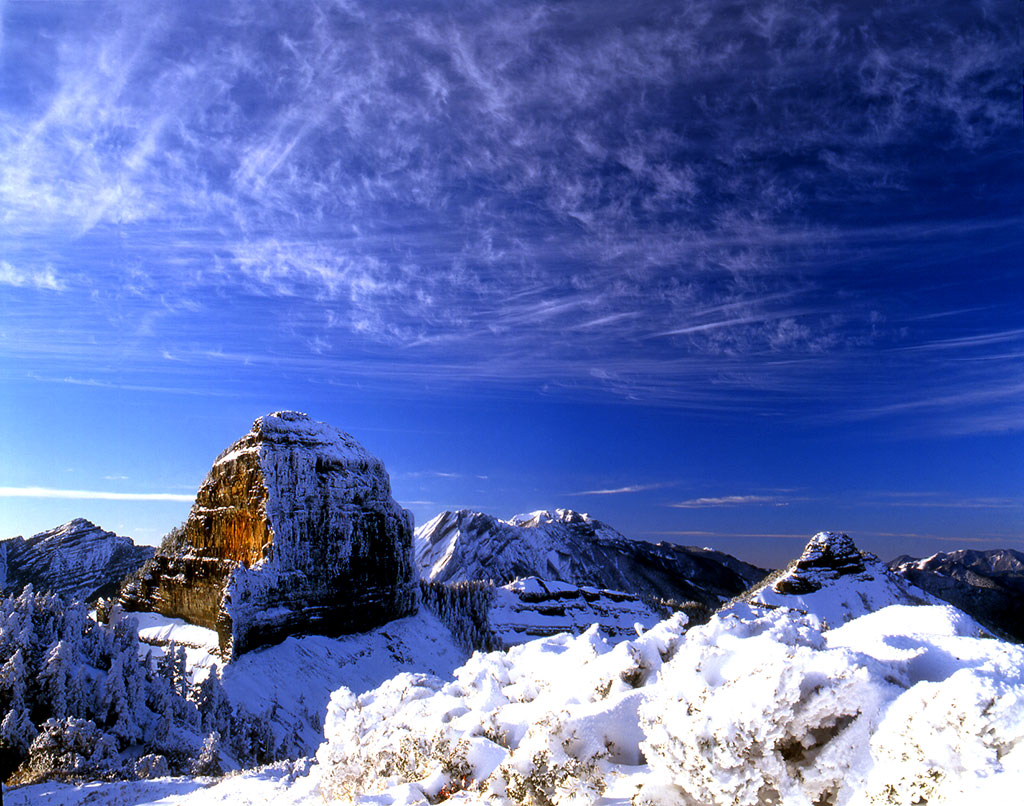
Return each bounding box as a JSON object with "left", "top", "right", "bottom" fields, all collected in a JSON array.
[
  {"left": 568, "top": 483, "right": 672, "bottom": 496},
  {"left": 0, "top": 260, "right": 63, "bottom": 290},
  {"left": 670, "top": 495, "right": 787, "bottom": 508}
]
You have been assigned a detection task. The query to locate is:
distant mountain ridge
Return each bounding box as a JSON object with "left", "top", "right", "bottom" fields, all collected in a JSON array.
[
  {"left": 1, "top": 518, "right": 154, "bottom": 602},
  {"left": 414, "top": 507, "right": 767, "bottom": 609},
  {"left": 889, "top": 548, "right": 1024, "bottom": 641}
]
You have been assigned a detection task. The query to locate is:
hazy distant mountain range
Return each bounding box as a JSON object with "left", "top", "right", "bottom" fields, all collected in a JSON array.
[{"left": 889, "top": 549, "right": 1024, "bottom": 642}]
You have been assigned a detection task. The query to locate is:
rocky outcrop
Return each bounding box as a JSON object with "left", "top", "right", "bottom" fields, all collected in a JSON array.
[
  {"left": 118, "top": 412, "right": 416, "bottom": 658},
  {"left": 1, "top": 519, "right": 154, "bottom": 602},
  {"left": 772, "top": 531, "right": 867, "bottom": 595},
  {"left": 889, "top": 549, "right": 1024, "bottom": 642},
  {"left": 730, "top": 532, "right": 938, "bottom": 628},
  {"left": 486, "top": 577, "right": 691, "bottom": 649},
  {"left": 415, "top": 508, "right": 766, "bottom": 610}
]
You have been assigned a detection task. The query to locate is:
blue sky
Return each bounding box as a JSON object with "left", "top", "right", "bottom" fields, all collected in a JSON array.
[{"left": 0, "top": 0, "right": 1021, "bottom": 568}]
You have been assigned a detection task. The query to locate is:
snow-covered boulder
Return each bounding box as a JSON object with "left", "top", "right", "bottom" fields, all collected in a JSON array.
[{"left": 118, "top": 411, "right": 416, "bottom": 658}]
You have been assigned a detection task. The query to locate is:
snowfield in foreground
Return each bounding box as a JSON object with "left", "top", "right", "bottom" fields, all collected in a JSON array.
[{"left": 10, "top": 601, "right": 1024, "bottom": 806}]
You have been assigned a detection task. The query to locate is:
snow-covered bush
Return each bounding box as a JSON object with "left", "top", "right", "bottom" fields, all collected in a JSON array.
[
  {"left": 637, "top": 604, "right": 1024, "bottom": 806},
  {"left": 316, "top": 614, "right": 690, "bottom": 804},
  {"left": 20, "top": 717, "right": 119, "bottom": 781},
  {"left": 850, "top": 643, "right": 1024, "bottom": 803},
  {"left": 639, "top": 608, "right": 891, "bottom": 806}
]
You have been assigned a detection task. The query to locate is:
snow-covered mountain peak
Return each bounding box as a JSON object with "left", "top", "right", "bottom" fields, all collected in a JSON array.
[
  {"left": 414, "top": 508, "right": 766, "bottom": 609},
  {"left": 1, "top": 519, "right": 153, "bottom": 602},
  {"left": 507, "top": 508, "right": 591, "bottom": 528},
  {"left": 731, "top": 531, "right": 938, "bottom": 628},
  {"left": 773, "top": 531, "right": 871, "bottom": 594}
]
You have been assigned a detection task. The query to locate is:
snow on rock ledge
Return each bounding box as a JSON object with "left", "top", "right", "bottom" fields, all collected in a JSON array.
[
  {"left": 117, "top": 411, "right": 416, "bottom": 658},
  {"left": 728, "top": 531, "right": 941, "bottom": 629}
]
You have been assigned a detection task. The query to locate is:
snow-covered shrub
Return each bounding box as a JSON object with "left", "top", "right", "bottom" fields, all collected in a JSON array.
[
  {"left": 497, "top": 710, "right": 607, "bottom": 806},
  {"left": 639, "top": 608, "right": 893, "bottom": 806},
  {"left": 132, "top": 752, "right": 169, "bottom": 779},
  {"left": 19, "top": 717, "right": 119, "bottom": 781},
  {"left": 317, "top": 614, "right": 690, "bottom": 804},
  {"left": 192, "top": 731, "right": 224, "bottom": 777},
  {"left": 857, "top": 662, "right": 1024, "bottom": 804}
]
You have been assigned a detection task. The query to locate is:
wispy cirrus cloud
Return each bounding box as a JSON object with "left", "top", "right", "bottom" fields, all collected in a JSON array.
[
  {"left": 0, "top": 0, "right": 1018, "bottom": 431},
  {"left": 670, "top": 494, "right": 795, "bottom": 509},
  {"left": 0, "top": 260, "right": 63, "bottom": 291},
  {"left": 866, "top": 492, "right": 1023, "bottom": 510},
  {"left": 568, "top": 483, "right": 673, "bottom": 497}
]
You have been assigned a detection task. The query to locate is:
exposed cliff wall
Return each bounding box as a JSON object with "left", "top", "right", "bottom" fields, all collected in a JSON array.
[{"left": 118, "top": 411, "right": 416, "bottom": 657}]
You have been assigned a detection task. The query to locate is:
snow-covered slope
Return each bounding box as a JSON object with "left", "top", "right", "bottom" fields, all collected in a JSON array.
[
  {"left": 1, "top": 518, "right": 153, "bottom": 602},
  {"left": 128, "top": 607, "right": 468, "bottom": 758},
  {"left": 727, "top": 531, "right": 940, "bottom": 628},
  {"left": 415, "top": 508, "right": 765, "bottom": 608},
  {"left": 890, "top": 548, "right": 1024, "bottom": 641},
  {"left": 10, "top": 530, "right": 1024, "bottom": 806}
]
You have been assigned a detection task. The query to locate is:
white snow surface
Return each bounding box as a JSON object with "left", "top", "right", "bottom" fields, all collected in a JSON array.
[
  {"left": 126, "top": 606, "right": 468, "bottom": 758},
  {"left": 17, "top": 597, "right": 1024, "bottom": 806}
]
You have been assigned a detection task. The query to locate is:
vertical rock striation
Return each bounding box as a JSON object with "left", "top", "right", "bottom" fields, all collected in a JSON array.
[{"left": 118, "top": 411, "right": 416, "bottom": 657}]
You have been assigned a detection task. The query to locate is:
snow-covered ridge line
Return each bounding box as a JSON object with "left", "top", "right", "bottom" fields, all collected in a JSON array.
[
  {"left": 1, "top": 518, "right": 153, "bottom": 603},
  {"left": 414, "top": 507, "right": 766, "bottom": 611}
]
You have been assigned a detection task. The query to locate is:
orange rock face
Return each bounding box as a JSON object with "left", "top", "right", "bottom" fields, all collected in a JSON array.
[{"left": 184, "top": 444, "right": 272, "bottom": 567}]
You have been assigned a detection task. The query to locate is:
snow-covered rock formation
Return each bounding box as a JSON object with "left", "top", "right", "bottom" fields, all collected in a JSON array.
[
  {"left": 729, "top": 531, "right": 938, "bottom": 627},
  {"left": 415, "top": 508, "right": 765, "bottom": 609},
  {"left": 118, "top": 411, "right": 416, "bottom": 658},
  {"left": 890, "top": 548, "right": 1024, "bottom": 641},
  {"left": 487, "top": 577, "right": 673, "bottom": 647},
  {"left": 0, "top": 518, "right": 154, "bottom": 602}
]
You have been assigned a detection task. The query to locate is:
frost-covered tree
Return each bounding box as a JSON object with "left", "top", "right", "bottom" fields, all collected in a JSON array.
[
  {"left": 192, "top": 731, "right": 223, "bottom": 777},
  {"left": 191, "top": 671, "right": 232, "bottom": 742}
]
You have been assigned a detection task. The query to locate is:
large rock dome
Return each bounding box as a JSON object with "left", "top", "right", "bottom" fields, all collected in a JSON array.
[{"left": 118, "top": 411, "right": 416, "bottom": 657}]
